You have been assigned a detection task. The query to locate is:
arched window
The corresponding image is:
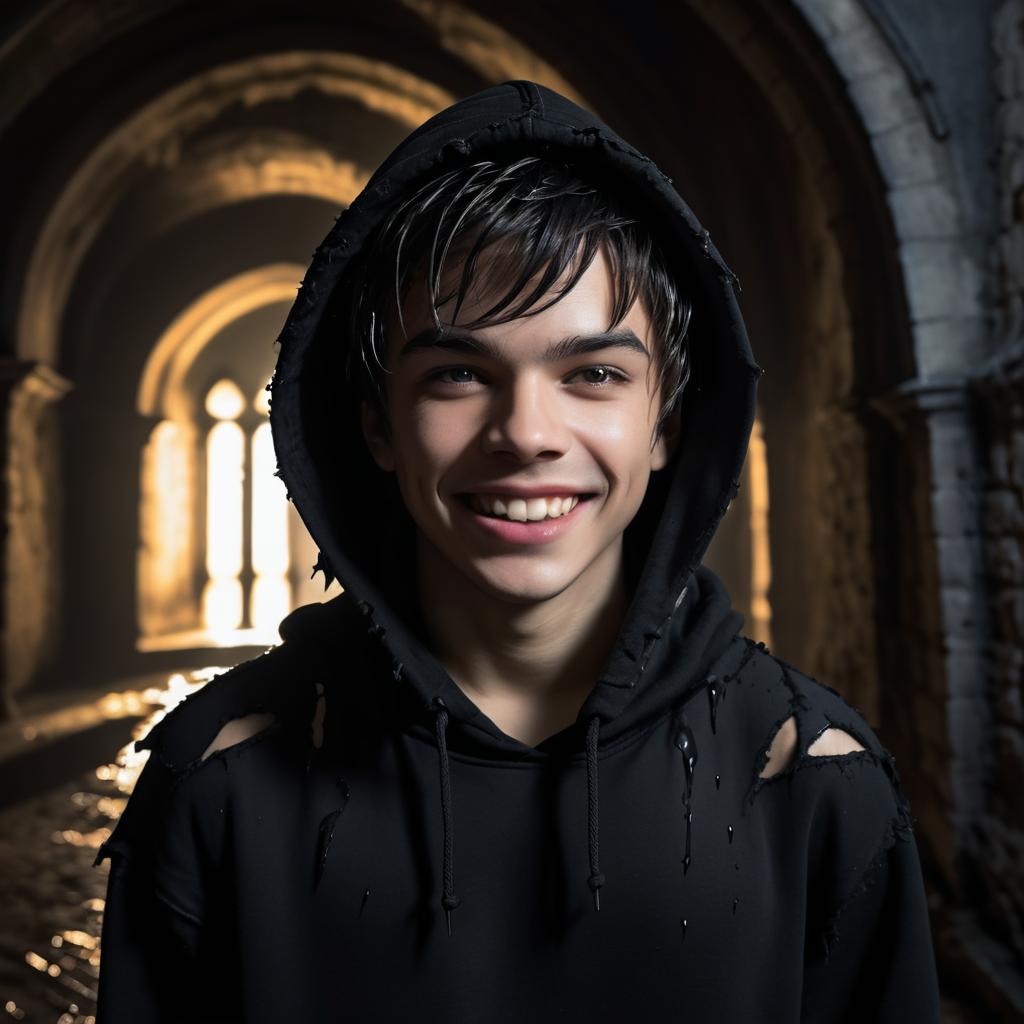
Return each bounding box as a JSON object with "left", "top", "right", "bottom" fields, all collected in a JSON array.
[
  {"left": 200, "top": 377, "right": 292, "bottom": 640},
  {"left": 135, "top": 268, "right": 339, "bottom": 653}
]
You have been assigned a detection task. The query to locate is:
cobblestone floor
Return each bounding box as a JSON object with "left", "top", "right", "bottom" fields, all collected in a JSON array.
[
  {"left": 0, "top": 768, "right": 122, "bottom": 1022},
  {"left": 0, "top": 671, "right": 216, "bottom": 1023}
]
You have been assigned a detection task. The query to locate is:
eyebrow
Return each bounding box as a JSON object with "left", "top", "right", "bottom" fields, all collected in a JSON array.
[{"left": 398, "top": 326, "right": 650, "bottom": 363}]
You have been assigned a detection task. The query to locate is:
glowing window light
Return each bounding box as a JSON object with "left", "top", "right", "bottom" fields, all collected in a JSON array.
[
  {"left": 250, "top": 420, "right": 291, "bottom": 629},
  {"left": 138, "top": 419, "right": 194, "bottom": 638},
  {"left": 202, "top": 380, "right": 245, "bottom": 633},
  {"left": 205, "top": 378, "right": 245, "bottom": 420},
  {"left": 253, "top": 376, "right": 271, "bottom": 415},
  {"left": 748, "top": 413, "right": 773, "bottom": 647}
]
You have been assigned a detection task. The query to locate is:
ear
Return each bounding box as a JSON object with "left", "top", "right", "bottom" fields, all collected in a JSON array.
[
  {"left": 360, "top": 400, "right": 396, "bottom": 472},
  {"left": 650, "top": 400, "right": 682, "bottom": 472}
]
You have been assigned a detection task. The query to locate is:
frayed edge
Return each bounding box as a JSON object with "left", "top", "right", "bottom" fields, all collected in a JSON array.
[
  {"left": 807, "top": 717, "right": 873, "bottom": 759},
  {"left": 818, "top": 799, "right": 915, "bottom": 963},
  {"left": 743, "top": 665, "right": 810, "bottom": 811},
  {"left": 139, "top": 705, "right": 284, "bottom": 794}
]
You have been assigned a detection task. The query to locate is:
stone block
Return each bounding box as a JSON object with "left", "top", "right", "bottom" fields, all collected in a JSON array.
[
  {"left": 824, "top": 22, "right": 895, "bottom": 81},
  {"left": 888, "top": 182, "right": 961, "bottom": 239},
  {"left": 939, "top": 584, "right": 982, "bottom": 640},
  {"left": 932, "top": 484, "right": 982, "bottom": 536},
  {"left": 927, "top": 418, "right": 980, "bottom": 484},
  {"left": 848, "top": 67, "right": 926, "bottom": 135},
  {"left": 936, "top": 535, "right": 987, "bottom": 587},
  {"left": 912, "top": 317, "right": 989, "bottom": 377},
  {"left": 872, "top": 121, "right": 948, "bottom": 189},
  {"left": 993, "top": 587, "right": 1024, "bottom": 640},
  {"left": 985, "top": 487, "right": 1024, "bottom": 531},
  {"left": 901, "top": 241, "right": 985, "bottom": 324},
  {"left": 987, "top": 536, "right": 1024, "bottom": 585},
  {"left": 792, "top": 0, "right": 864, "bottom": 41}
]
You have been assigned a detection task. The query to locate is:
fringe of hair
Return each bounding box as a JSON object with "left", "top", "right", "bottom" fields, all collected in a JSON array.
[{"left": 336, "top": 155, "right": 693, "bottom": 444}]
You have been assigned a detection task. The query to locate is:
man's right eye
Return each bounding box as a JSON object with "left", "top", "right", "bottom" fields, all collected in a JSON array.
[{"left": 429, "top": 367, "right": 480, "bottom": 385}]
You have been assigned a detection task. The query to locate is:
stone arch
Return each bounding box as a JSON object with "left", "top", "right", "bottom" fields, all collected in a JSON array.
[
  {"left": 788, "top": 0, "right": 987, "bottom": 370},
  {"left": 137, "top": 263, "right": 306, "bottom": 421},
  {"left": 15, "top": 52, "right": 454, "bottom": 369}
]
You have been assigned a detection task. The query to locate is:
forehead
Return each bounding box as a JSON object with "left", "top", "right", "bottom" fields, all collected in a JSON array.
[{"left": 392, "top": 242, "right": 653, "bottom": 357}]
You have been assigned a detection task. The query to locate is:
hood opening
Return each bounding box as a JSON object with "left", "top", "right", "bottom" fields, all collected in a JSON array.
[{"left": 270, "top": 78, "right": 761, "bottom": 753}]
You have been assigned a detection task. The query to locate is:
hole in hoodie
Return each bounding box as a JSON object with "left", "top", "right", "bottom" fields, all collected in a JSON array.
[
  {"left": 807, "top": 727, "right": 866, "bottom": 757},
  {"left": 200, "top": 712, "right": 277, "bottom": 762},
  {"left": 759, "top": 715, "right": 798, "bottom": 778},
  {"left": 759, "top": 718, "right": 867, "bottom": 778}
]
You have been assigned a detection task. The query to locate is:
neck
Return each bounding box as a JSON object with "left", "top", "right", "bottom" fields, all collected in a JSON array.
[{"left": 415, "top": 538, "right": 628, "bottom": 712}]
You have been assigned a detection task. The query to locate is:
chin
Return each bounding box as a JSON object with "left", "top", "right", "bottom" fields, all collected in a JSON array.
[{"left": 466, "top": 565, "right": 579, "bottom": 606}]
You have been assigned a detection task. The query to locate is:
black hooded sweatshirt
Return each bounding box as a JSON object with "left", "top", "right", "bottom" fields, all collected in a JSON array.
[{"left": 94, "top": 80, "right": 941, "bottom": 1022}]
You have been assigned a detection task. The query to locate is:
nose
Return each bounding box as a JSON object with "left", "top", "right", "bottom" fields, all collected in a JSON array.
[{"left": 481, "top": 371, "right": 571, "bottom": 462}]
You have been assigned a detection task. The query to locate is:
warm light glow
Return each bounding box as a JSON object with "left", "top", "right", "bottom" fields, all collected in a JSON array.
[
  {"left": 250, "top": 421, "right": 291, "bottom": 629},
  {"left": 203, "top": 411, "right": 245, "bottom": 633},
  {"left": 253, "top": 377, "right": 271, "bottom": 415},
  {"left": 203, "top": 575, "right": 243, "bottom": 636},
  {"left": 205, "top": 378, "right": 245, "bottom": 420},
  {"left": 748, "top": 412, "right": 773, "bottom": 646},
  {"left": 92, "top": 668, "right": 230, "bottom": 795},
  {"left": 137, "top": 419, "right": 196, "bottom": 638}
]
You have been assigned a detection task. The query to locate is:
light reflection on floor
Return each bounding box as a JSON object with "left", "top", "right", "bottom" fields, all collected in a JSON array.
[{"left": 0, "top": 667, "right": 226, "bottom": 1022}]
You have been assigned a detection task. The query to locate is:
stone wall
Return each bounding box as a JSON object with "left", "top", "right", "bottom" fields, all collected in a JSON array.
[{"left": 958, "top": 1, "right": 1024, "bottom": 1012}]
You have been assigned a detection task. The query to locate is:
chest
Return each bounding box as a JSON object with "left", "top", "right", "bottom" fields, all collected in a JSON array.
[{"left": 219, "top": 715, "right": 809, "bottom": 1021}]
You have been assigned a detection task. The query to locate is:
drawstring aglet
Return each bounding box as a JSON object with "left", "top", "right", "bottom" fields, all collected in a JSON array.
[
  {"left": 446, "top": 909, "right": 454, "bottom": 937},
  {"left": 593, "top": 888, "right": 601, "bottom": 912}
]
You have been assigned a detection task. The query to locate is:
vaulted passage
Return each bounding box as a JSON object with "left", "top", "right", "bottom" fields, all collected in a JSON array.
[{"left": 0, "top": 1, "right": 1006, "bottom": 1020}]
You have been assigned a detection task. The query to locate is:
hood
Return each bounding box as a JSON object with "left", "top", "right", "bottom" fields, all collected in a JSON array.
[{"left": 269, "top": 80, "right": 762, "bottom": 924}]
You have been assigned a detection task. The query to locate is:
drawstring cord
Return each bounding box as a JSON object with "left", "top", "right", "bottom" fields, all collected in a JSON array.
[
  {"left": 585, "top": 714, "right": 605, "bottom": 911},
  {"left": 429, "top": 699, "right": 606, "bottom": 933},
  {"left": 431, "top": 698, "right": 462, "bottom": 936}
]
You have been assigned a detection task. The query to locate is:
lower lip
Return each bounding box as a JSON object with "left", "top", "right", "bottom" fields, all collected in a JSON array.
[{"left": 455, "top": 496, "right": 593, "bottom": 545}]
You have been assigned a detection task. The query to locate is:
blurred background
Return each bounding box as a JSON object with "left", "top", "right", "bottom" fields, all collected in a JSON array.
[{"left": 0, "top": 0, "right": 1018, "bottom": 1019}]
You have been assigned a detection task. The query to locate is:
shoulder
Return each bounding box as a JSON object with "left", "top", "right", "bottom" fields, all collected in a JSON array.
[
  {"left": 712, "top": 636, "right": 912, "bottom": 820},
  {"left": 94, "top": 597, "right": 359, "bottom": 869},
  {"left": 137, "top": 594, "right": 363, "bottom": 775}
]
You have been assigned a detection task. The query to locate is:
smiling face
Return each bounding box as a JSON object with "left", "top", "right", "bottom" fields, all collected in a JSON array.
[{"left": 360, "top": 241, "right": 679, "bottom": 608}]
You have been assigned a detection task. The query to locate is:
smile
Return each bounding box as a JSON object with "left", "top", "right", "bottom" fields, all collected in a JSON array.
[{"left": 454, "top": 493, "right": 596, "bottom": 545}]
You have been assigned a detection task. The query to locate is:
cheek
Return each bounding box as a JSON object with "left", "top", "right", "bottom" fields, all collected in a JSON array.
[
  {"left": 573, "top": 403, "right": 653, "bottom": 470},
  {"left": 392, "top": 401, "right": 466, "bottom": 472}
]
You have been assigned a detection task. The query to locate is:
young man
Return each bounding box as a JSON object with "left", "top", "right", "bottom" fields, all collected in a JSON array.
[{"left": 94, "top": 80, "right": 941, "bottom": 1021}]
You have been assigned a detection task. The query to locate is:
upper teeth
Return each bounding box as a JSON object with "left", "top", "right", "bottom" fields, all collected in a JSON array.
[{"left": 469, "top": 495, "right": 581, "bottom": 521}]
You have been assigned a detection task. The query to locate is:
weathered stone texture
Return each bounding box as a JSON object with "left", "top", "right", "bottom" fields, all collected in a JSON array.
[{"left": 962, "top": 5, "right": 1024, "bottom": 1008}]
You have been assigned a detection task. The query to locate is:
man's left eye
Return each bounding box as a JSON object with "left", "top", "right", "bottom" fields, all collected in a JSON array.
[{"left": 571, "top": 366, "right": 627, "bottom": 386}]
